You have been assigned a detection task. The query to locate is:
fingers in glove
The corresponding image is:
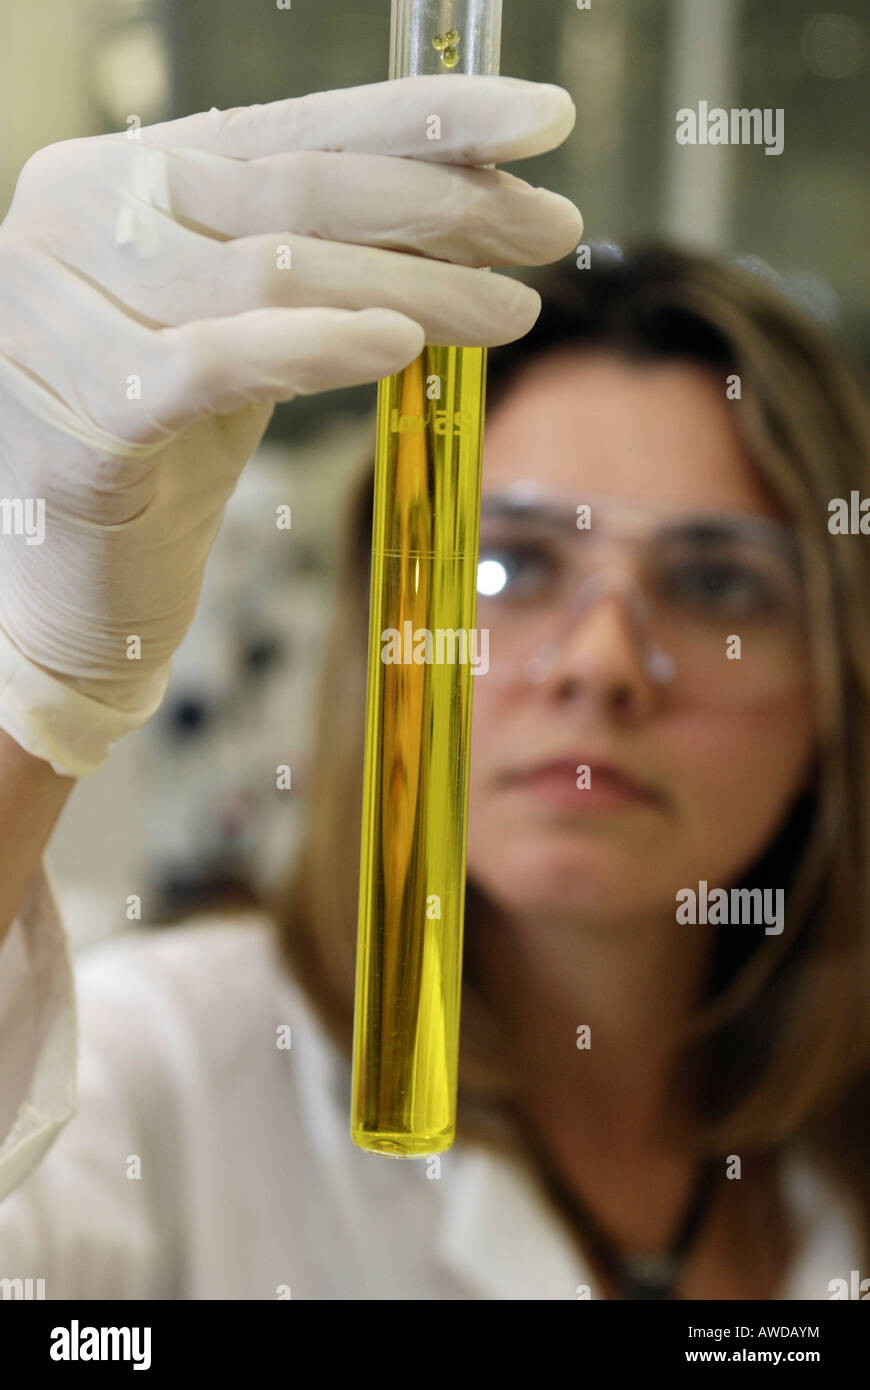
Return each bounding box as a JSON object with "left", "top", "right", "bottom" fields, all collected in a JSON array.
[
  {"left": 121, "top": 145, "right": 583, "bottom": 267},
  {"left": 11, "top": 134, "right": 581, "bottom": 273},
  {"left": 130, "top": 74, "right": 576, "bottom": 167},
  {"left": 0, "top": 233, "right": 539, "bottom": 463},
  {"left": 7, "top": 217, "right": 544, "bottom": 347},
  {"left": 156, "top": 306, "right": 426, "bottom": 426}
]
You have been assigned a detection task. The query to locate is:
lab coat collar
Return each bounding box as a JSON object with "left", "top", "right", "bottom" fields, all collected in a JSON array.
[
  {"left": 433, "top": 1141, "right": 864, "bottom": 1302},
  {"left": 433, "top": 1138, "right": 594, "bottom": 1300},
  {"left": 277, "top": 956, "right": 861, "bottom": 1301},
  {"left": 300, "top": 991, "right": 592, "bottom": 1296}
]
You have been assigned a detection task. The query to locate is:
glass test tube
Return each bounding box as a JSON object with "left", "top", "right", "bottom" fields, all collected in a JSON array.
[{"left": 351, "top": 0, "right": 503, "bottom": 1156}]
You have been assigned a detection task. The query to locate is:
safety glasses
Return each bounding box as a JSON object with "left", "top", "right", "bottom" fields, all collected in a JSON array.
[{"left": 475, "top": 482, "right": 811, "bottom": 708}]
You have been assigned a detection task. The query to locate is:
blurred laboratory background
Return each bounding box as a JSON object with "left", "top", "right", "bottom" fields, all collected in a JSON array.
[{"left": 1, "top": 0, "right": 867, "bottom": 947}]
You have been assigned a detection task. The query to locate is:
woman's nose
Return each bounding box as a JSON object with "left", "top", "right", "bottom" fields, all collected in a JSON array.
[{"left": 531, "top": 580, "right": 665, "bottom": 720}]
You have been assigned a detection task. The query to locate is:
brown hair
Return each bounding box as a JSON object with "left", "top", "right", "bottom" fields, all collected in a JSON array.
[{"left": 265, "top": 245, "right": 870, "bottom": 1258}]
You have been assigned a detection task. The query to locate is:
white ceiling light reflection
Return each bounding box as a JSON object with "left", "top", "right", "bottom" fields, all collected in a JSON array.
[{"left": 477, "top": 559, "right": 508, "bottom": 597}]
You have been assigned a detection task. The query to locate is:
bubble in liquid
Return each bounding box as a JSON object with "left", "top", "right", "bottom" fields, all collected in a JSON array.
[{"left": 433, "top": 29, "right": 460, "bottom": 67}]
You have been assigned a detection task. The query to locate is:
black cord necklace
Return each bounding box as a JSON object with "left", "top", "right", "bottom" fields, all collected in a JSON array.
[{"left": 522, "top": 1132, "right": 721, "bottom": 1300}]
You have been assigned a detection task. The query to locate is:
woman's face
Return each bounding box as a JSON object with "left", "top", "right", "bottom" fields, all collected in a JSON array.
[{"left": 467, "top": 348, "right": 818, "bottom": 923}]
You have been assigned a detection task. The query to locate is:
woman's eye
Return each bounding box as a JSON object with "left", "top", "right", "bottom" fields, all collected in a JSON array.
[
  {"left": 662, "top": 559, "right": 780, "bottom": 616},
  {"left": 477, "top": 543, "right": 557, "bottom": 599}
]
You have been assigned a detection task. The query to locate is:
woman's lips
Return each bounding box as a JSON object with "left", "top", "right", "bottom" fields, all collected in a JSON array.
[{"left": 505, "top": 759, "right": 660, "bottom": 812}]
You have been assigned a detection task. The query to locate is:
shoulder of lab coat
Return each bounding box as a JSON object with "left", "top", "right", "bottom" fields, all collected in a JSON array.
[{"left": 0, "top": 871, "right": 864, "bottom": 1299}]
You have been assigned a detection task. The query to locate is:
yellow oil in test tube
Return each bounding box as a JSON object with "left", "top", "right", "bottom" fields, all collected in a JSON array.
[{"left": 351, "top": 0, "right": 503, "bottom": 1156}]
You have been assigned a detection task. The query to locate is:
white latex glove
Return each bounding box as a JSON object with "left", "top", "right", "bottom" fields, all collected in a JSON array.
[{"left": 0, "top": 75, "right": 582, "bottom": 777}]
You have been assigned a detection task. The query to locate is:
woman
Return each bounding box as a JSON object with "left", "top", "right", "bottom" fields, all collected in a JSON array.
[
  {"left": 268, "top": 247, "right": 870, "bottom": 1299},
  {"left": 1, "top": 88, "right": 869, "bottom": 1301}
]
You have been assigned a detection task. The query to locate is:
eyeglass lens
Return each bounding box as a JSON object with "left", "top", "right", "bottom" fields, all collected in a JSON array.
[{"left": 474, "top": 503, "right": 809, "bottom": 705}]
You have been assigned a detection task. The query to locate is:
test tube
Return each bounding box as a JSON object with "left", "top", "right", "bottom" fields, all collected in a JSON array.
[{"left": 351, "top": 0, "right": 503, "bottom": 1156}]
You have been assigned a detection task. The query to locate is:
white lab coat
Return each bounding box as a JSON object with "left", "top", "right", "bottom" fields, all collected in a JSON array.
[{"left": 0, "top": 861, "right": 862, "bottom": 1300}]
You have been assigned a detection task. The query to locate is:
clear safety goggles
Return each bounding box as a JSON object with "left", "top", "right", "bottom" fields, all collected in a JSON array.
[{"left": 475, "top": 482, "right": 811, "bottom": 708}]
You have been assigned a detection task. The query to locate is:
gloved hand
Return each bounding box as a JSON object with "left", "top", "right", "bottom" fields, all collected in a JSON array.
[{"left": 0, "top": 75, "right": 582, "bottom": 777}]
